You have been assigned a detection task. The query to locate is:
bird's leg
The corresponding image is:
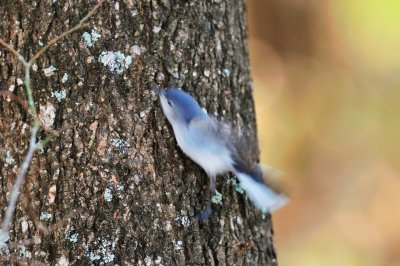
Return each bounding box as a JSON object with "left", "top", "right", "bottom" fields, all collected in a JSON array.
[{"left": 199, "top": 175, "right": 216, "bottom": 222}]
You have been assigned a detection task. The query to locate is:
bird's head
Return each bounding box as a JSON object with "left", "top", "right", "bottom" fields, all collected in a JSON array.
[{"left": 156, "top": 88, "right": 206, "bottom": 125}]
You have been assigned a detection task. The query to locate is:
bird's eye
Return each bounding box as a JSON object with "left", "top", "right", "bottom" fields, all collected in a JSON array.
[{"left": 167, "top": 100, "right": 173, "bottom": 107}]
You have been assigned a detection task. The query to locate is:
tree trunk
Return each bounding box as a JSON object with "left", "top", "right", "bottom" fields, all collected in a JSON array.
[{"left": 0, "top": 0, "right": 278, "bottom": 265}]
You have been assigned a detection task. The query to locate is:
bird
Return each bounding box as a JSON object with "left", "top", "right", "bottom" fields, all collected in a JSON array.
[{"left": 155, "top": 88, "right": 288, "bottom": 221}]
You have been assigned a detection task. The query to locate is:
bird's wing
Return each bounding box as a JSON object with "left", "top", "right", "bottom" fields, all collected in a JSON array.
[
  {"left": 188, "top": 116, "right": 227, "bottom": 143},
  {"left": 189, "top": 116, "right": 258, "bottom": 173}
]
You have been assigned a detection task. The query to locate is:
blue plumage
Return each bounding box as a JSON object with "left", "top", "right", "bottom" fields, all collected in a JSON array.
[{"left": 156, "top": 88, "right": 288, "bottom": 221}]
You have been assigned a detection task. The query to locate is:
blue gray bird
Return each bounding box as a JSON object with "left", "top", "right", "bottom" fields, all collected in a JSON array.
[{"left": 156, "top": 88, "right": 288, "bottom": 221}]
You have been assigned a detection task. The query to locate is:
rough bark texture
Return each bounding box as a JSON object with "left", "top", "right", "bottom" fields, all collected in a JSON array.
[{"left": 0, "top": 0, "right": 278, "bottom": 265}]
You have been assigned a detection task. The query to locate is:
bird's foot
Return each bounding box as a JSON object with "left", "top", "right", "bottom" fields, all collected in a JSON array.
[{"left": 198, "top": 205, "right": 213, "bottom": 223}]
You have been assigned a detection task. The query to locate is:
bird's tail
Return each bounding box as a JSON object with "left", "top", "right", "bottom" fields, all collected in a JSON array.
[
  {"left": 228, "top": 128, "right": 288, "bottom": 212},
  {"left": 233, "top": 162, "right": 289, "bottom": 212}
]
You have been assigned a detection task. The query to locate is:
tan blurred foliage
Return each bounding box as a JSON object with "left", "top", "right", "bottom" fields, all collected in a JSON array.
[{"left": 248, "top": 1, "right": 400, "bottom": 265}]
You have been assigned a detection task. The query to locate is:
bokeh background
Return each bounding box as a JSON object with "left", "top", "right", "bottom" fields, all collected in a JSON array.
[{"left": 248, "top": 1, "right": 400, "bottom": 265}]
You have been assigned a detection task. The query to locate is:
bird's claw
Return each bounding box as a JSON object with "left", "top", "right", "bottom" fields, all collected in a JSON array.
[{"left": 198, "top": 205, "right": 212, "bottom": 223}]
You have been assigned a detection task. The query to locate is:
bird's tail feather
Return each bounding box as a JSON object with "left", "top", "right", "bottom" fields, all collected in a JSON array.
[{"left": 235, "top": 171, "right": 289, "bottom": 212}]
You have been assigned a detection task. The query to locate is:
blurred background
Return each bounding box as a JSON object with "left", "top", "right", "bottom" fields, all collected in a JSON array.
[{"left": 248, "top": 1, "right": 400, "bottom": 265}]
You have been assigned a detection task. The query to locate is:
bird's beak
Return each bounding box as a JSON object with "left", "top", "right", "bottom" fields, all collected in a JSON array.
[{"left": 151, "top": 86, "right": 164, "bottom": 95}]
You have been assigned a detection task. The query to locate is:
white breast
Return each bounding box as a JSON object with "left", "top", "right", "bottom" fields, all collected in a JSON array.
[{"left": 172, "top": 123, "right": 233, "bottom": 176}]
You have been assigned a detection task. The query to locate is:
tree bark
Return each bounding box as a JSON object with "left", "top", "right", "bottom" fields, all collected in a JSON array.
[{"left": 0, "top": 0, "right": 278, "bottom": 265}]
